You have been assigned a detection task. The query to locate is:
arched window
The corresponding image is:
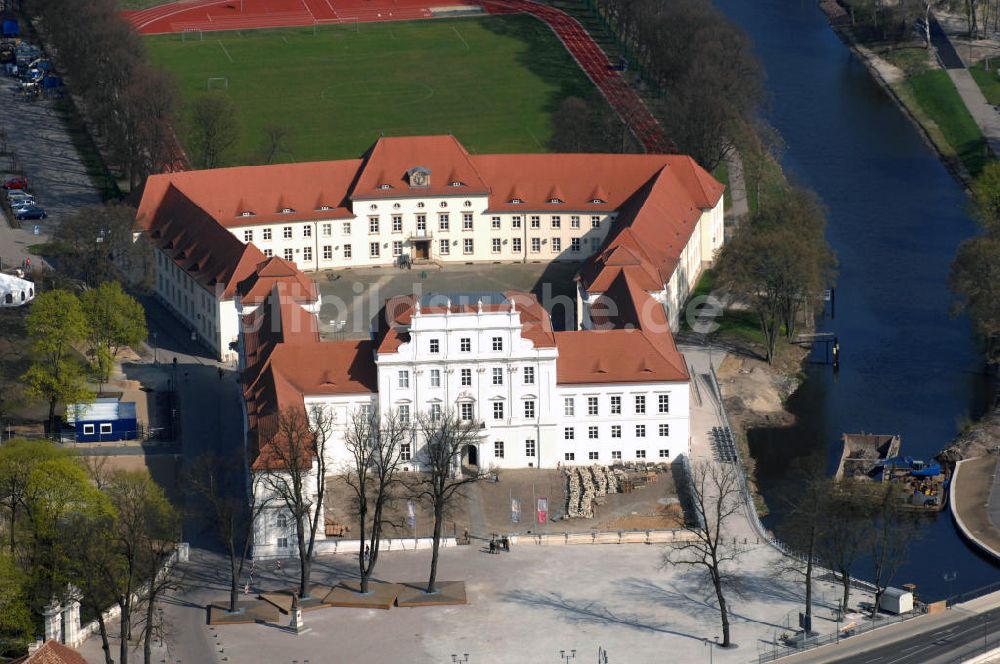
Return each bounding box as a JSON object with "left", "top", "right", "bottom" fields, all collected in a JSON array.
[{"left": 276, "top": 514, "right": 288, "bottom": 529}]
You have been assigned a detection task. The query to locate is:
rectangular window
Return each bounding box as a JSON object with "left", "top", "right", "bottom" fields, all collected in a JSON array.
[
  {"left": 263, "top": 228, "right": 272, "bottom": 240},
  {"left": 342, "top": 221, "right": 352, "bottom": 234},
  {"left": 322, "top": 223, "right": 332, "bottom": 237},
  {"left": 530, "top": 215, "right": 540, "bottom": 229},
  {"left": 492, "top": 336, "right": 503, "bottom": 351},
  {"left": 587, "top": 396, "right": 598, "bottom": 416},
  {"left": 636, "top": 425, "right": 646, "bottom": 438},
  {"left": 100, "top": 423, "right": 113, "bottom": 434},
  {"left": 460, "top": 337, "right": 471, "bottom": 352},
  {"left": 659, "top": 449, "right": 670, "bottom": 458},
  {"left": 369, "top": 217, "right": 379, "bottom": 234},
  {"left": 360, "top": 403, "right": 371, "bottom": 418},
  {"left": 591, "top": 215, "right": 601, "bottom": 228},
  {"left": 524, "top": 400, "right": 536, "bottom": 418},
  {"left": 523, "top": 366, "right": 535, "bottom": 384},
  {"left": 551, "top": 215, "right": 561, "bottom": 229},
  {"left": 430, "top": 339, "right": 440, "bottom": 354},
  {"left": 590, "top": 237, "right": 601, "bottom": 251},
  {"left": 512, "top": 216, "right": 522, "bottom": 229},
  {"left": 495, "top": 441, "right": 505, "bottom": 458},
  {"left": 525, "top": 440, "right": 536, "bottom": 457},
  {"left": 430, "top": 369, "right": 441, "bottom": 387},
  {"left": 461, "top": 368, "right": 472, "bottom": 386},
  {"left": 492, "top": 238, "right": 502, "bottom": 253},
  {"left": 588, "top": 426, "right": 599, "bottom": 439},
  {"left": 243, "top": 230, "right": 253, "bottom": 242},
  {"left": 278, "top": 537, "right": 288, "bottom": 549},
  {"left": 552, "top": 237, "right": 561, "bottom": 252},
  {"left": 303, "top": 246, "right": 313, "bottom": 262},
  {"left": 463, "top": 238, "right": 474, "bottom": 254},
  {"left": 392, "top": 215, "right": 403, "bottom": 232},
  {"left": 323, "top": 245, "right": 333, "bottom": 260},
  {"left": 512, "top": 237, "right": 522, "bottom": 253},
  {"left": 392, "top": 241, "right": 403, "bottom": 257},
  {"left": 492, "top": 368, "right": 503, "bottom": 385},
  {"left": 439, "top": 239, "right": 450, "bottom": 255},
  {"left": 264, "top": 248, "right": 273, "bottom": 258},
  {"left": 343, "top": 244, "right": 352, "bottom": 259},
  {"left": 303, "top": 225, "right": 312, "bottom": 238},
  {"left": 430, "top": 403, "right": 442, "bottom": 421},
  {"left": 398, "top": 370, "right": 409, "bottom": 388},
  {"left": 531, "top": 238, "right": 541, "bottom": 253},
  {"left": 463, "top": 213, "right": 474, "bottom": 230},
  {"left": 493, "top": 402, "right": 504, "bottom": 420},
  {"left": 283, "top": 226, "right": 293, "bottom": 239},
  {"left": 565, "top": 452, "right": 575, "bottom": 461},
  {"left": 659, "top": 423, "right": 670, "bottom": 437},
  {"left": 564, "top": 397, "right": 574, "bottom": 417},
  {"left": 398, "top": 404, "right": 410, "bottom": 423},
  {"left": 401, "top": 442, "right": 412, "bottom": 461},
  {"left": 635, "top": 449, "right": 647, "bottom": 459},
  {"left": 635, "top": 395, "right": 646, "bottom": 414},
  {"left": 460, "top": 402, "right": 474, "bottom": 421},
  {"left": 283, "top": 248, "right": 293, "bottom": 261},
  {"left": 417, "top": 215, "right": 427, "bottom": 232},
  {"left": 436, "top": 213, "right": 447, "bottom": 230},
  {"left": 491, "top": 216, "right": 501, "bottom": 229},
  {"left": 571, "top": 215, "right": 580, "bottom": 228},
  {"left": 564, "top": 427, "right": 575, "bottom": 440},
  {"left": 658, "top": 394, "right": 670, "bottom": 413},
  {"left": 588, "top": 451, "right": 599, "bottom": 460},
  {"left": 370, "top": 242, "right": 380, "bottom": 258},
  {"left": 612, "top": 450, "right": 622, "bottom": 460},
  {"left": 571, "top": 238, "right": 581, "bottom": 252},
  {"left": 611, "top": 425, "right": 621, "bottom": 438}
]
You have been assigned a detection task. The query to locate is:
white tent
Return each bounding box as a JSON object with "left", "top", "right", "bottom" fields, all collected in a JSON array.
[{"left": 0, "top": 272, "right": 35, "bottom": 307}]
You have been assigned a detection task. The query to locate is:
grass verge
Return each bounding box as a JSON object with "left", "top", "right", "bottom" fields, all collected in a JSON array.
[{"left": 904, "top": 69, "right": 988, "bottom": 177}]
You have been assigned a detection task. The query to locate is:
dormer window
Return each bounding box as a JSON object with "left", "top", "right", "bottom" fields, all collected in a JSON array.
[
  {"left": 406, "top": 166, "right": 432, "bottom": 188},
  {"left": 591, "top": 198, "right": 605, "bottom": 204},
  {"left": 548, "top": 198, "right": 563, "bottom": 204},
  {"left": 239, "top": 211, "right": 255, "bottom": 217},
  {"left": 318, "top": 205, "right": 333, "bottom": 211},
  {"left": 378, "top": 183, "right": 392, "bottom": 190},
  {"left": 450, "top": 181, "right": 463, "bottom": 187},
  {"left": 510, "top": 198, "right": 523, "bottom": 204},
  {"left": 280, "top": 207, "right": 294, "bottom": 214}
]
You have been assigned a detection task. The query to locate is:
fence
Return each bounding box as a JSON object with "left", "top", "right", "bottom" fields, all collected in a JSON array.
[{"left": 756, "top": 608, "right": 923, "bottom": 663}]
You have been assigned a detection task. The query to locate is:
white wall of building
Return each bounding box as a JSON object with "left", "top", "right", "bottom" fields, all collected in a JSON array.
[{"left": 152, "top": 246, "right": 230, "bottom": 360}]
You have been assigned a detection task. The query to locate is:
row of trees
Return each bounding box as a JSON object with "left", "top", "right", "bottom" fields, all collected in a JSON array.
[
  {"left": 192, "top": 406, "right": 489, "bottom": 611},
  {"left": 27, "top": 0, "right": 179, "bottom": 190},
  {"left": 0, "top": 440, "right": 179, "bottom": 664},
  {"left": 951, "top": 161, "right": 1000, "bottom": 366},
  {"left": 714, "top": 185, "right": 836, "bottom": 363},
  {"left": 21, "top": 285, "right": 147, "bottom": 432},
  {"left": 585, "top": 0, "right": 763, "bottom": 170}
]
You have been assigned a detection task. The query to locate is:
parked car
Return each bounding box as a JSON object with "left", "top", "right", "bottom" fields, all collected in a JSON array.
[
  {"left": 2, "top": 176, "right": 27, "bottom": 190},
  {"left": 6, "top": 190, "right": 34, "bottom": 203},
  {"left": 14, "top": 205, "right": 45, "bottom": 220}
]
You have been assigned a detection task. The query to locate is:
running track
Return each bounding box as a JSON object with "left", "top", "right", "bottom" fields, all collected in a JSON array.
[{"left": 123, "top": 0, "right": 671, "bottom": 154}]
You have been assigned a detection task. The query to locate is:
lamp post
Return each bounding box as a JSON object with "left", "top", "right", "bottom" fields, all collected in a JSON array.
[
  {"left": 704, "top": 638, "right": 714, "bottom": 664},
  {"left": 944, "top": 571, "right": 957, "bottom": 605},
  {"left": 152, "top": 331, "right": 158, "bottom": 365},
  {"left": 559, "top": 650, "right": 576, "bottom": 663}
]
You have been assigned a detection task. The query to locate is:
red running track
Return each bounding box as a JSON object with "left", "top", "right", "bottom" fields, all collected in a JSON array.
[{"left": 123, "top": 0, "right": 671, "bottom": 153}]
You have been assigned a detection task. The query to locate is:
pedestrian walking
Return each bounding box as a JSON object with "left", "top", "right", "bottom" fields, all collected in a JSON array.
[
  {"left": 488, "top": 540, "right": 496, "bottom": 555},
  {"left": 363, "top": 544, "right": 371, "bottom": 565},
  {"left": 502, "top": 536, "right": 510, "bottom": 552}
]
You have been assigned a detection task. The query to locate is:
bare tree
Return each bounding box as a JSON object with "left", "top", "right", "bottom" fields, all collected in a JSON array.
[
  {"left": 410, "top": 410, "right": 489, "bottom": 594},
  {"left": 342, "top": 408, "right": 408, "bottom": 594},
  {"left": 820, "top": 482, "right": 878, "bottom": 613},
  {"left": 663, "top": 459, "right": 745, "bottom": 648},
  {"left": 869, "top": 483, "right": 921, "bottom": 617},
  {"left": 258, "top": 124, "right": 291, "bottom": 165},
  {"left": 257, "top": 404, "right": 334, "bottom": 599},
  {"left": 187, "top": 453, "right": 271, "bottom": 612},
  {"left": 187, "top": 94, "right": 240, "bottom": 169}
]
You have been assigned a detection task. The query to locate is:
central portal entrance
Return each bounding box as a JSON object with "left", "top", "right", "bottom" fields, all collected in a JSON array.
[
  {"left": 463, "top": 444, "right": 478, "bottom": 467},
  {"left": 413, "top": 240, "right": 429, "bottom": 260}
]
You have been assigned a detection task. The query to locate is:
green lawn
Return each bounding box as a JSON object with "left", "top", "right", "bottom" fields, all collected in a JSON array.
[
  {"left": 971, "top": 60, "right": 1000, "bottom": 105},
  {"left": 906, "top": 69, "right": 988, "bottom": 176},
  {"left": 146, "top": 16, "right": 600, "bottom": 164}
]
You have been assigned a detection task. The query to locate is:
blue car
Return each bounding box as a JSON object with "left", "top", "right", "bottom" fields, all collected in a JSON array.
[{"left": 14, "top": 205, "right": 46, "bottom": 221}]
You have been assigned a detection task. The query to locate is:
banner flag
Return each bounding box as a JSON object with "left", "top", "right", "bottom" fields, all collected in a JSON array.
[
  {"left": 406, "top": 500, "right": 416, "bottom": 528},
  {"left": 537, "top": 497, "right": 548, "bottom": 524},
  {"left": 511, "top": 498, "right": 521, "bottom": 523}
]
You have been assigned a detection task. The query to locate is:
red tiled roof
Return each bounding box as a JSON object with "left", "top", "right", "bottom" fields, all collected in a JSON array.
[
  {"left": 236, "top": 256, "right": 319, "bottom": 306},
  {"left": 354, "top": 135, "right": 489, "bottom": 199},
  {"left": 11, "top": 642, "right": 88, "bottom": 664}
]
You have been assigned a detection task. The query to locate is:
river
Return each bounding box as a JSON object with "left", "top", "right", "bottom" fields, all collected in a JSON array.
[{"left": 713, "top": 0, "right": 998, "bottom": 598}]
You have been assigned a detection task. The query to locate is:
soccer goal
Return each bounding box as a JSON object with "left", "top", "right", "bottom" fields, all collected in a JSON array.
[
  {"left": 181, "top": 28, "right": 204, "bottom": 42},
  {"left": 207, "top": 77, "right": 229, "bottom": 91}
]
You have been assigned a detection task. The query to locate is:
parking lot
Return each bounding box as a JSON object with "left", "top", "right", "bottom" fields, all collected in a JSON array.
[
  {"left": 313, "top": 261, "right": 581, "bottom": 339},
  {"left": 0, "top": 36, "right": 101, "bottom": 271}
]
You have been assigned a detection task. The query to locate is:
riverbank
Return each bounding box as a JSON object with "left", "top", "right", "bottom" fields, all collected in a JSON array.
[{"left": 817, "top": 1, "right": 980, "bottom": 188}]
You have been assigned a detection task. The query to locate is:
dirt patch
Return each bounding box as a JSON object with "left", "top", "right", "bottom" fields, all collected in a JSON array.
[{"left": 940, "top": 406, "right": 1000, "bottom": 463}]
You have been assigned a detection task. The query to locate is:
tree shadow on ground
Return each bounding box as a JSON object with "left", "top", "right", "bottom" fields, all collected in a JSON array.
[{"left": 498, "top": 588, "right": 704, "bottom": 641}]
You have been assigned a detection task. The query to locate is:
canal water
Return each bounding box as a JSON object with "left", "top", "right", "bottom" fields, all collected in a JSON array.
[{"left": 713, "top": 0, "right": 998, "bottom": 598}]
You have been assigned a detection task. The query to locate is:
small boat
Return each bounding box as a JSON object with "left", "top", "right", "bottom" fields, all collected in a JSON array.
[{"left": 836, "top": 433, "right": 948, "bottom": 511}]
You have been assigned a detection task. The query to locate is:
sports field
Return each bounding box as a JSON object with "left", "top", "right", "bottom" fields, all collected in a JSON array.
[{"left": 145, "top": 15, "right": 601, "bottom": 164}]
